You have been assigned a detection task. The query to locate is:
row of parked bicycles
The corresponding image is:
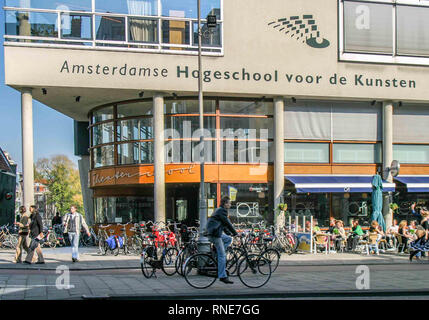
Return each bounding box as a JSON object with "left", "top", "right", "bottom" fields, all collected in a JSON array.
[
  {"left": 122, "top": 220, "right": 300, "bottom": 289},
  {"left": 0, "top": 223, "right": 98, "bottom": 249}
]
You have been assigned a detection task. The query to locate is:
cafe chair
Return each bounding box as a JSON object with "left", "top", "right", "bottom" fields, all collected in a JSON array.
[
  {"left": 313, "top": 234, "right": 329, "bottom": 254},
  {"left": 367, "top": 233, "right": 379, "bottom": 255}
]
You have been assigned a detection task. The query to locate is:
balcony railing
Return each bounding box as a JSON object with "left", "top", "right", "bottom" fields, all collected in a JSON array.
[{"left": 3, "top": 5, "right": 223, "bottom": 55}]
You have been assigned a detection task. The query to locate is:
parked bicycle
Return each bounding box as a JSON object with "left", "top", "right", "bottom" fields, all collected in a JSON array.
[{"left": 183, "top": 234, "right": 272, "bottom": 289}]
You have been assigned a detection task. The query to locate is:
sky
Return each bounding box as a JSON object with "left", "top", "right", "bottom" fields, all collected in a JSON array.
[{"left": 0, "top": 9, "right": 80, "bottom": 173}]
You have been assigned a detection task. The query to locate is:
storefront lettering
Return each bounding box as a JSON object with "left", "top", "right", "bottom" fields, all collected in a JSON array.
[
  {"left": 92, "top": 165, "right": 195, "bottom": 185},
  {"left": 59, "top": 60, "right": 417, "bottom": 89}
]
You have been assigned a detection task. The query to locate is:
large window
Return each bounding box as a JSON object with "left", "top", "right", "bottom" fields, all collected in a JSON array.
[
  {"left": 4, "top": 0, "right": 223, "bottom": 54},
  {"left": 341, "top": 0, "right": 429, "bottom": 65},
  {"left": 285, "top": 143, "right": 329, "bottom": 163},
  {"left": 393, "top": 145, "right": 429, "bottom": 164},
  {"left": 333, "top": 143, "right": 381, "bottom": 163},
  {"left": 90, "top": 98, "right": 274, "bottom": 168}
]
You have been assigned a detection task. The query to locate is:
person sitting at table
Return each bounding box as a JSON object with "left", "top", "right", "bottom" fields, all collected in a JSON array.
[
  {"left": 312, "top": 219, "right": 321, "bottom": 233},
  {"left": 409, "top": 220, "right": 418, "bottom": 240},
  {"left": 398, "top": 220, "right": 413, "bottom": 253},
  {"left": 386, "top": 219, "right": 399, "bottom": 249},
  {"left": 347, "top": 219, "right": 364, "bottom": 251},
  {"left": 333, "top": 220, "right": 346, "bottom": 252}
]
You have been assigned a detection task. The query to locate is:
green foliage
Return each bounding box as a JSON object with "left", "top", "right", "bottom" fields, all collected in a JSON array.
[{"left": 34, "top": 155, "right": 84, "bottom": 216}]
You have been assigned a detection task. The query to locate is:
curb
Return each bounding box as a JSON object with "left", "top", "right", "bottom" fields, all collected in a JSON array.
[
  {"left": 82, "top": 288, "right": 429, "bottom": 300},
  {"left": 0, "top": 259, "right": 416, "bottom": 271}
]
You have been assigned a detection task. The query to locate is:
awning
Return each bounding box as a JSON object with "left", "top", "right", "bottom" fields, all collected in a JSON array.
[
  {"left": 285, "top": 175, "right": 395, "bottom": 193},
  {"left": 394, "top": 176, "right": 429, "bottom": 193}
]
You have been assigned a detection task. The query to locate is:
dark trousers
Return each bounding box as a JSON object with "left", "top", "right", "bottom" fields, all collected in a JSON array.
[{"left": 347, "top": 235, "right": 360, "bottom": 251}]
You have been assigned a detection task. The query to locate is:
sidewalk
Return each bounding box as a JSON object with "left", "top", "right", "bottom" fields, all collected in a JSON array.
[{"left": 0, "top": 246, "right": 415, "bottom": 270}]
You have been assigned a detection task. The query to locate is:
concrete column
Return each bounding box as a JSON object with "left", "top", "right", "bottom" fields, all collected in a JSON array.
[
  {"left": 78, "top": 155, "right": 94, "bottom": 225},
  {"left": 274, "top": 97, "right": 285, "bottom": 232},
  {"left": 21, "top": 88, "right": 34, "bottom": 209},
  {"left": 153, "top": 93, "right": 165, "bottom": 223},
  {"left": 382, "top": 101, "right": 393, "bottom": 228}
]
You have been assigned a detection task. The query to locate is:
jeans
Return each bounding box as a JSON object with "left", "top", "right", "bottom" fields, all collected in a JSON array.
[
  {"left": 68, "top": 232, "right": 80, "bottom": 259},
  {"left": 208, "top": 234, "right": 232, "bottom": 279}
]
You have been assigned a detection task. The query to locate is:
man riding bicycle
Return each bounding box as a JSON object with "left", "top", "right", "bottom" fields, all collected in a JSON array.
[{"left": 206, "top": 196, "right": 238, "bottom": 284}]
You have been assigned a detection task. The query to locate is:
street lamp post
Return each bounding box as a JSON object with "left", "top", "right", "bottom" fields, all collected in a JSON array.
[{"left": 197, "top": 0, "right": 210, "bottom": 252}]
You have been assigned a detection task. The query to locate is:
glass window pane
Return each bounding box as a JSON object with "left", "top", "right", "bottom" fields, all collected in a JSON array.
[
  {"left": 61, "top": 14, "right": 92, "bottom": 39},
  {"left": 162, "top": 20, "right": 190, "bottom": 45},
  {"left": 93, "top": 145, "right": 114, "bottom": 167},
  {"left": 129, "top": 18, "right": 158, "bottom": 43},
  {"left": 220, "top": 183, "right": 272, "bottom": 224},
  {"left": 165, "top": 116, "right": 216, "bottom": 138},
  {"left": 344, "top": 1, "right": 393, "bottom": 54},
  {"left": 165, "top": 140, "right": 215, "bottom": 163},
  {"left": 117, "top": 101, "right": 152, "bottom": 117},
  {"left": 220, "top": 101, "right": 273, "bottom": 115},
  {"left": 397, "top": 6, "right": 429, "bottom": 56},
  {"left": 95, "top": 0, "right": 157, "bottom": 15},
  {"left": 92, "top": 106, "right": 114, "bottom": 123},
  {"left": 333, "top": 143, "right": 381, "bottom": 163},
  {"left": 220, "top": 117, "right": 273, "bottom": 139},
  {"left": 161, "top": 0, "right": 220, "bottom": 19},
  {"left": 118, "top": 142, "right": 153, "bottom": 164},
  {"left": 283, "top": 191, "right": 330, "bottom": 227},
  {"left": 5, "top": 0, "right": 92, "bottom": 11},
  {"left": 192, "top": 22, "right": 221, "bottom": 47},
  {"left": 285, "top": 143, "right": 329, "bottom": 163},
  {"left": 221, "top": 141, "right": 272, "bottom": 163},
  {"left": 95, "top": 16, "right": 125, "bottom": 41},
  {"left": 118, "top": 118, "right": 153, "bottom": 141},
  {"left": 92, "top": 123, "right": 115, "bottom": 145},
  {"left": 5, "top": 11, "right": 58, "bottom": 37},
  {"left": 393, "top": 145, "right": 429, "bottom": 164},
  {"left": 164, "top": 100, "right": 215, "bottom": 114}
]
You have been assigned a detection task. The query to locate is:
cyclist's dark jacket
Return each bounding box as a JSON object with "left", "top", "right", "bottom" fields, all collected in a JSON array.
[{"left": 206, "top": 207, "right": 238, "bottom": 238}]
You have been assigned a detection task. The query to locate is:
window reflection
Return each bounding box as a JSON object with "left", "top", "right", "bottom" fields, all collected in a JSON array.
[{"left": 96, "top": 16, "right": 125, "bottom": 41}]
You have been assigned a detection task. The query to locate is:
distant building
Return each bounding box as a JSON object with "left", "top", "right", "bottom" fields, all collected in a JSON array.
[
  {"left": 34, "top": 182, "right": 56, "bottom": 223},
  {"left": 0, "top": 148, "right": 17, "bottom": 225}
]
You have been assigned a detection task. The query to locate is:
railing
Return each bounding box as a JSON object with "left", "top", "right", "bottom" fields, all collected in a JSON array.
[{"left": 3, "top": 6, "right": 223, "bottom": 56}]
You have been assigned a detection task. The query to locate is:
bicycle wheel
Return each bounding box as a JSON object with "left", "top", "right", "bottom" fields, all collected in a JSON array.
[
  {"left": 140, "top": 246, "right": 156, "bottom": 279},
  {"left": 183, "top": 253, "right": 218, "bottom": 289},
  {"left": 129, "top": 236, "right": 142, "bottom": 255},
  {"left": 260, "top": 248, "right": 280, "bottom": 273},
  {"left": 98, "top": 238, "right": 106, "bottom": 255},
  {"left": 237, "top": 254, "right": 271, "bottom": 288},
  {"left": 162, "top": 247, "right": 179, "bottom": 276},
  {"left": 226, "top": 247, "right": 240, "bottom": 276},
  {"left": 48, "top": 233, "right": 57, "bottom": 248}
]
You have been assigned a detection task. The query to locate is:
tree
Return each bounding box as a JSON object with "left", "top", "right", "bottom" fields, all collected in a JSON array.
[{"left": 34, "top": 155, "right": 84, "bottom": 216}]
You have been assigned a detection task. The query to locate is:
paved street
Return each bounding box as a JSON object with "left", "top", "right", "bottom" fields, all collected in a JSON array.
[{"left": 1, "top": 247, "right": 429, "bottom": 300}]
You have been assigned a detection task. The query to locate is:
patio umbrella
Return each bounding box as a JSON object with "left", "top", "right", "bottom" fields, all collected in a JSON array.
[{"left": 371, "top": 174, "right": 386, "bottom": 232}]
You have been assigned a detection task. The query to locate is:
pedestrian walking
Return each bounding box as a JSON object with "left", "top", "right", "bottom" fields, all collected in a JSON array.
[
  {"left": 24, "top": 206, "right": 45, "bottom": 264},
  {"left": 14, "top": 206, "right": 31, "bottom": 263},
  {"left": 63, "top": 205, "right": 90, "bottom": 262},
  {"left": 206, "top": 196, "right": 238, "bottom": 284}
]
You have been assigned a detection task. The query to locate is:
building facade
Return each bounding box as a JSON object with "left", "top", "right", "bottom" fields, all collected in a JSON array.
[
  {"left": 4, "top": 0, "right": 429, "bottom": 227},
  {"left": 0, "top": 148, "right": 17, "bottom": 225}
]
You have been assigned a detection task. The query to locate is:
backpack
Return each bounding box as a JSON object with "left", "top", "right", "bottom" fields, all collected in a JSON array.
[{"left": 105, "top": 235, "right": 124, "bottom": 250}]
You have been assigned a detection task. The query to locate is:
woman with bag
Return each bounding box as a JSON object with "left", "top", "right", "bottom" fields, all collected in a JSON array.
[{"left": 24, "top": 206, "right": 45, "bottom": 264}]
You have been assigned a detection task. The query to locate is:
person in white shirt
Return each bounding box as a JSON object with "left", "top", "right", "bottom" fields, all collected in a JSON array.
[
  {"left": 386, "top": 219, "right": 399, "bottom": 248},
  {"left": 63, "top": 205, "right": 90, "bottom": 262}
]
